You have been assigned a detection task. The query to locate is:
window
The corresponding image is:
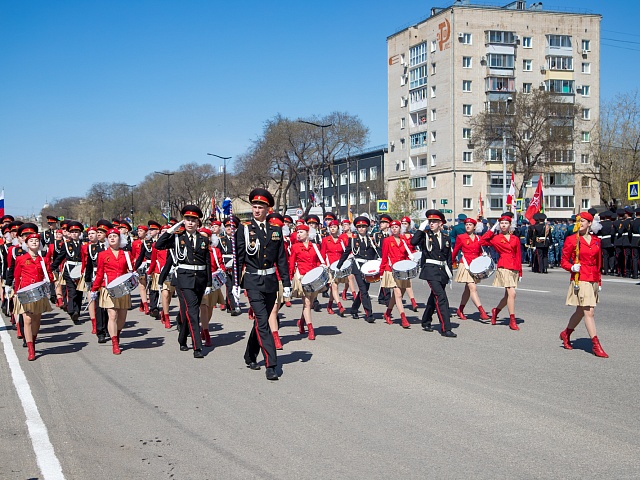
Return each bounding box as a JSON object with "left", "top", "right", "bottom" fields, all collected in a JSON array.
[
  {"left": 430, "top": 154, "right": 436, "bottom": 167},
  {"left": 581, "top": 39, "right": 590, "bottom": 52},
  {"left": 430, "top": 131, "right": 437, "bottom": 142},
  {"left": 349, "top": 170, "right": 357, "bottom": 183},
  {"left": 545, "top": 150, "right": 574, "bottom": 163},
  {"left": 462, "top": 128, "right": 472, "bottom": 140},
  {"left": 491, "top": 175, "right": 504, "bottom": 188},
  {"left": 545, "top": 172, "right": 574, "bottom": 186},
  {"left": 547, "top": 56, "right": 573, "bottom": 71},
  {"left": 400, "top": 160, "right": 406, "bottom": 171},
  {"left": 431, "top": 199, "right": 437, "bottom": 209},
  {"left": 400, "top": 74, "right": 407, "bottom": 86},
  {"left": 400, "top": 138, "right": 405, "bottom": 149},
  {"left": 523, "top": 130, "right": 531, "bottom": 141},
  {"left": 409, "top": 65, "right": 428, "bottom": 89},
  {"left": 370, "top": 166, "right": 378, "bottom": 180},
  {"left": 548, "top": 35, "right": 572, "bottom": 48},
  {"left": 462, "top": 56, "right": 472, "bottom": 68},
  {"left": 370, "top": 191, "right": 377, "bottom": 202},
  {"left": 430, "top": 85, "right": 436, "bottom": 98},
  {"left": 430, "top": 40, "right": 437, "bottom": 53},
  {"left": 461, "top": 33, "right": 472, "bottom": 44},
  {"left": 522, "top": 36, "right": 532, "bottom": 48},
  {"left": 431, "top": 62, "right": 436, "bottom": 75},
  {"left": 523, "top": 59, "right": 532, "bottom": 71},
  {"left": 410, "top": 87, "right": 428, "bottom": 105},
  {"left": 359, "top": 168, "right": 367, "bottom": 182},
  {"left": 409, "top": 42, "right": 427, "bottom": 66},
  {"left": 300, "top": 180, "right": 306, "bottom": 192},
  {"left": 463, "top": 174, "right": 473, "bottom": 186},
  {"left": 462, "top": 80, "right": 472, "bottom": 92},
  {"left": 486, "top": 77, "right": 515, "bottom": 92},
  {"left": 582, "top": 108, "right": 591, "bottom": 120},
  {"left": 463, "top": 104, "right": 472, "bottom": 116},
  {"left": 488, "top": 148, "right": 515, "bottom": 162},
  {"left": 418, "top": 157, "right": 427, "bottom": 169},
  {"left": 581, "top": 131, "right": 590, "bottom": 142},
  {"left": 350, "top": 193, "right": 357, "bottom": 206},
  {"left": 463, "top": 152, "right": 473, "bottom": 163},
  {"left": 410, "top": 132, "right": 428, "bottom": 148},
  {"left": 486, "top": 30, "right": 516, "bottom": 44},
  {"left": 400, "top": 117, "right": 405, "bottom": 129},
  {"left": 487, "top": 53, "right": 514, "bottom": 68},
  {"left": 340, "top": 194, "right": 347, "bottom": 207},
  {"left": 413, "top": 199, "right": 428, "bottom": 211},
  {"left": 400, "top": 96, "right": 408, "bottom": 107},
  {"left": 582, "top": 62, "right": 591, "bottom": 74},
  {"left": 359, "top": 191, "right": 367, "bottom": 205},
  {"left": 431, "top": 176, "right": 437, "bottom": 188},
  {"left": 490, "top": 197, "right": 503, "bottom": 210},
  {"left": 581, "top": 199, "right": 590, "bottom": 209},
  {"left": 410, "top": 177, "right": 427, "bottom": 189},
  {"left": 340, "top": 172, "right": 347, "bottom": 185},
  {"left": 581, "top": 85, "right": 590, "bottom": 97},
  {"left": 463, "top": 198, "right": 473, "bottom": 210},
  {"left": 545, "top": 79, "right": 575, "bottom": 94},
  {"left": 522, "top": 82, "right": 532, "bottom": 93},
  {"left": 546, "top": 195, "right": 575, "bottom": 209},
  {"left": 581, "top": 176, "right": 591, "bottom": 187},
  {"left": 323, "top": 176, "right": 330, "bottom": 188},
  {"left": 431, "top": 109, "right": 437, "bottom": 121},
  {"left": 581, "top": 154, "right": 589, "bottom": 164}
]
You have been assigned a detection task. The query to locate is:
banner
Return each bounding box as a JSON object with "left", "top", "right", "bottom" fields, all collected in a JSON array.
[
  {"left": 0, "top": 190, "right": 4, "bottom": 218},
  {"left": 506, "top": 171, "right": 517, "bottom": 215},
  {"left": 525, "top": 178, "right": 544, "bottom": 224},
  {"left": 478, "top": 192, "right": 484, "bottom": 218}
]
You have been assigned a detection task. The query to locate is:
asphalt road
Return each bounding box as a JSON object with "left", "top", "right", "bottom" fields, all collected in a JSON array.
[{"left": 1, "top": 267, "right": 639, "bottom": 480}]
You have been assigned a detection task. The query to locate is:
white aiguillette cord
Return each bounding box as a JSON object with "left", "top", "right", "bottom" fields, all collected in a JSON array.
[{"left": 37, "top": 254, "right": 50, "bottom": 282}]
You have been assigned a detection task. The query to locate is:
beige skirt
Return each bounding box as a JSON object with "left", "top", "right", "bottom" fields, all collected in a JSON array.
[
  {"left": 565, "top": 281, "right": 599, "bottom": 307},
  {"left": 77, "top": 276, "right": 87, "bottom": 292},
  {"left": 201, "top": 288, "right": 224, "bottom": 307},
  {"left": 493, "top": 268, "right": 519, "bottom": 288},
  {"left": 99, "top": 287, "right": 132, "bottom": 310},
  {"left": 291, "top": 273, "right": 304, "bottom": 298},
  {"left": 55, "top": 273, "right": 65, "bottom": 287},
  {"left": 150, "top": 273, "right": 160, "bottom": 291},
  {"left": 276, "top": 280, "right": 284, "bottom": 305},
  {"left": 18, "top": 297, "right": 52, "bottom": 315},
  {"left": 162, "top": 281, "right": 176, "bottom": 296},
  {"left": 455, "top": 265, "right": 479, "bottom": 284},
  {"left": 381, "top": 270, "right": 412, "bottom": 289}
]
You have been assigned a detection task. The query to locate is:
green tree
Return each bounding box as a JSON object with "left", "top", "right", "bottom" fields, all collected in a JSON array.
[{"left": 388, "top": 179, "right": 414, "bottom": 220}]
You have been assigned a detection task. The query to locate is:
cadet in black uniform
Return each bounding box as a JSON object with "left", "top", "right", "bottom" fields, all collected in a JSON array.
[
  {"left": 374, "top": 214, "right": 392, "bottom": 306},
  {"left": 598, "top": 211, "right": 615, "bottom": 275},
  {"left": 85, "top": 219, "right": 111, "bottom": 342},
  {"left": 235, "top": 188, "right": 291, "bottom": 381},
  {"left": 621, "top": 207, "right": 634, "bottom": 278},
  {"left": 51, "top": 221, "right": 85, "bottom": 323},
  {"left": 630, "top": 208, "right": 640, "bottom": 279},
  {"left": 336, "top": 216, "right": 377, "bottom": 323},
  {"left": 219, "top": 215, "right": 241, "bottom": 315},
  {"left": 411, "top": 210, "right": 456, "bottom": 337},
  {"left": 530, "top": 213, "right": 551, "bottom": 273},
  {"left": 155, "top": 205, "right": 212, "bottom": 359},
  {"left": 613, "top": 209, "right": 627, "bottom": 276}
]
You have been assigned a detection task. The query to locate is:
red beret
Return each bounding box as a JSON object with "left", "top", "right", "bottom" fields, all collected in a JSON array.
[
  {"left": 107, "top": 228, "right": 120, "bottom": 236},
  {"left": 579, "top": 212, "right": 593, "bottom": 222},
  {"left": 464, "top": 218, "right": 477, "bottom": 225},
  {"left": 498, "top": 215, "right": 512, "bottom": 223},
  {"left": 328, "top": 220, "right": 339, "bottom": 227},
  {"left": 390, "top": 220, "right": 401, "bottom": 227},
  {"left": 401, "top": 216, "right": 411, "bottom": 223},
  {"left": 296, "top": 224, "right": 310, "bottom": 231}
]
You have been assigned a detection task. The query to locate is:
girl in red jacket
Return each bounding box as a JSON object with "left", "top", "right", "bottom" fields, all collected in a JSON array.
[
  {"left": 379, "top": 220, "right": 411, "bottom": 328},
  {"left": 480, "top": 215, "right": 522, "bottom": 330},
  {"left": 559, "top": 212, "right": 608, "bottom": 358},
  {"left": 321, "top": 220, "right": 348, "bottom": 317}
]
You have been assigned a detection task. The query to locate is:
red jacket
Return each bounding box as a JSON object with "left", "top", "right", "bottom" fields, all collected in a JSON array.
[
  {"left": 561, "top": 233, "right": 602, "bottom": 285},
  {"left": 209, "top": 246, "right": 225, "bottom": 272},
  {"left": 13, "top": 254, "right": 54, "bottom": 291},
  {"left": 92, "top": 249, "right": 133, "bottom": 291},
  {"left": 131, "top": 238, "right": 143, "bottom": 263},
  {"left": 480, "top": 231, "right": 522, "bottom": 277},
  {"left": 379, "top": 235, "right": 410, "bottom": 273},
  {"left": 451, "top": 232, "right": 482, "bottom": 265},
  {"left": 148, "top": 247, "right": 167, "bottom": 275},
  {"left": 289, "top": 241, "right": 322, "bottom": 277},
  {"left": 321, "top": 235, "right": 346, "bottom": 265},
  {"left": 402, "top": 233, "right": 417, "bottom": 253}
]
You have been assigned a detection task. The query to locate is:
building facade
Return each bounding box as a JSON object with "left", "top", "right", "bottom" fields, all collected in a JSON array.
[{"left": 387, "top": 0, "right": 600, "bottom": 220}]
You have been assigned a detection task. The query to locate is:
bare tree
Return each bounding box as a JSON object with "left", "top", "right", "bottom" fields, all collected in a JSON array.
[{"left": 388, "top": 179, "right": 415, "bottom": 220}]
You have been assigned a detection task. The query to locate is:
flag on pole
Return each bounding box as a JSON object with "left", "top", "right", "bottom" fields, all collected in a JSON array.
[
  {"left": 506, "top": 171, "right": 517, "bottom": 215},
  {"left": 525, "top": 177, "right": 544, "bottom": 224},
  {"left": 309, "top": 192, "right": 316, "bottom": 205},
  {"left": 0, "top": 190, "right": 4, "bottom": 217},
  {"left": 211, "top": 197, "right": 217, "bottom": 220},
  {"left": 478, "top": 192, "right": 484, "bottom": 218},
  {"left": 347, "top": 201, "right": 353, "bottom": 222}
]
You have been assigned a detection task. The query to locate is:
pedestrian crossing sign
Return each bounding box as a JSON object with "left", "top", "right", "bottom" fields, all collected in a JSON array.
[
  {"left": 377, "top": 200, "right": 389, "bottom": 213},
  {"left": 629, "top": 181, "right": 640, "bottom": 201}
]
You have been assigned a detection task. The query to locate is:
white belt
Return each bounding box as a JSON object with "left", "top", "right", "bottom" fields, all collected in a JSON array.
[
  {"left": 66, "top": 261, "right": 81, "bottom": 266},
  {"left": 633, "top": 234, "right": 640, "bottom": 237},
  {"left": 424, "top": 259, "right": 453, "bottom": 280},
  {"left": 178, "top": 264, "right": 206, "bottom": 271},
  {"left": 248, "top": 267, "right": 276, "bottom": 275}
]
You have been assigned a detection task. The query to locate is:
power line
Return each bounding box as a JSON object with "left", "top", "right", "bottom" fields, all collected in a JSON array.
[
  {"left": 601, "top": 42, "right": 640, "bottom": 52},
  {"left": 602, "top": 29, "right": 640, "bottom": 38},
  {"left": 602, "top": 37, "right": 640, "bottom": 45}
]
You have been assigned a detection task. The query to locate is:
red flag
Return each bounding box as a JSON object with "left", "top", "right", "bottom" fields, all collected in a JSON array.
[
  {"left": 525, "top": 178, "right": 544, "bottom": 224},
  {"left": 478, "top": 192, "right": 484, "bottom": 217},
  {"left": 506, "top": 171, "right": 517, "bottom": 215}
]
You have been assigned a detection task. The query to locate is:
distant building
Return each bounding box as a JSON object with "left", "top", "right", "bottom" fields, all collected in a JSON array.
[{"left": 387, "top": 0, "right": 600, "bottom": 219}]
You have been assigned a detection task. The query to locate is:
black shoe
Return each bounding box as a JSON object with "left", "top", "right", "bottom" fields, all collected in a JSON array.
[
  {"left": 364, "top": 316, "right": 375, "bottom": 324},
  {"left": 265, "top": 367, "right": 278, "bottom": 381},
  {"left": 313, "top": 304, "right": 321, "bottom": 313},
  {"left": 150, "top": 309, "right": 160, "bottom": 320},
  {"left": 71, "top": 312, "right": 80, "bottom": 324},
  {"left": 179, "top": 345, "right": 189, "bottom": 352},
  {"left": 422, "top": 323, "right": 434, "bottom": 332},
  {"left": 230, "top": 310, "right": 240, "bottom": 317},
  {"left": 338, "top": 309, "right": 345, "bottom": 318},
  {"left": 412, "top": 305, "right": 419, "bottom": 312},
  {"left": 193, "top": 349, "right": 204, "bottom": 359},
  {"left": 97, "top": 334, "right": 107, "bottom": 344},
  {"left": 246, "top": 361, "right": 260, "bottom": 371},
  {"left": 442, "top": 330, "right": 457, "bottom": 338},
  {"left": 351, "top": 313, "right": 358, "bottom": 319},
  {"left": 377, "top": 300, "right": 387, "bottom": 305},
  {"left": 23, "top": 338, "right": 27, "bottom": 348}
]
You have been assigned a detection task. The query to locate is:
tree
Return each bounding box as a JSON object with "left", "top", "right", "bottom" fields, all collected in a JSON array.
[
  {"left": 388, "top": 179, "right": 415, "bottom": 220},
  {"left": 469, "top": 89, "right": 581, "bottom": 197},
  {"left": 584, "top": 90, "right": 640, "bottom": 205}
]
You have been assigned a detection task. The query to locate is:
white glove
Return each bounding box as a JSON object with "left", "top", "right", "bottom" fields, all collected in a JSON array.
[
  {"left": 419, "top": 220, "right": 429, "bottom": 231},
  {"left": 90, "top": 291, "right": 99, "bottom": 301},
  {"left": 167, "top": 220, "right": 184, "bottom": 234},
  {"left": 232, "top": 285, "right": 241, "bottom": 299},
  {"left": 204, "top": 287, "right": 212, "bottom": 295},
  {"left": 518, "top": 276, "right": 522, "bottom": 282},
  {"left": 210, "top": 234, "right": 220, "bottom": 248},
  {"left": 4, "top": 286, "right": 12, "bottom": 297},
  {"left": 598, "top": 285, "right": 602, "bottom": 293},
  {"left": 491, "top": 222, "right": 500, "bottom": 233},
  {"left": 283, "top": 287, "right": 292, "bottom": 298},
  {"left": 571, "top": 264, "right": 580, "bottom": 273}
]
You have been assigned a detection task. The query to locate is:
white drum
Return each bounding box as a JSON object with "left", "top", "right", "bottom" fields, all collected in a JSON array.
[
  {"left": 468, "top": 255, "right": 496, "bottom": 281},
  {"left": 301, "top": 266, "right": 330, "bottom": 293},
  {"left": 68, "top": 263, "right": 82, "bottom": 280},
  {"left": 16, "top": 281, "right": 49, "bottom": 305},
  {"left": 330, "top": 259, "right": 352, "bottom": 279},
  {"left": 106, "top": 273, "right": 140, "bottom": 298},
  {"left": 211, "top": 270, "right": 227, "bottom": 291},
  {"left": 392, "top": 260, "right": 419, "bottom": 281},
  {"left": 360, "top": 260, "right": 382, "bottom": 283},
  {"left": 224, "top": 258, "right": 234, "bottom": 270}
]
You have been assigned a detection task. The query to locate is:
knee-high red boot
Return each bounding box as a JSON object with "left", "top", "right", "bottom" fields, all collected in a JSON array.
[
  {"left": 456, "top": 305, "right": 467, "bottom": 320},
  {"left": 112, "top": 336, "right": 121, "bottom": 355},
  {"left": 307, "top": 323, "right": 315, "bottom": 340},
  {"left": 273, "top": 331, "right": 283, "bottom": 350},
  {"left": 478, "top": 306, "right": 490, "bottom": 320}
]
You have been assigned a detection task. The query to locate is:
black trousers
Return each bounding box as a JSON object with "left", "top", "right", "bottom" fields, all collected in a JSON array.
[
  {"left": 63, "top": 274, "right": 83, "bottom": 315},
  {"left": 95, "top": 306, "right": 108, "bottom": 337},
  {"left": 244, "top": 289, "right": 277, "bottom": 368},
  {"left": 624, "top": 247, "right": 634, "bottom": 277},
  {"left": 149, "top": 289, "right": 160, "bottom": 310},
  {"left": 535, "top": 247, "right": 549, "bottom": 273},
  {"left": 602, "top": 247, "right": 616, "bottom": 274},
  {"left": 176, "top": 287, "right": 203, "bottom": 351},
  {"left": 422, "top": 278, "right": 452, "bottom": 332},
  {"left": 630, "top": 247, "right": 639, "bottom": 278},
  {"left": 378, "top": 286, "right": 390, "bottom": 304},
  {"left": 351, "top": 271, "right": 372, "bottom": 317},
  {"left": 615, "top": 247, "right": 625, "bottom": 275}
]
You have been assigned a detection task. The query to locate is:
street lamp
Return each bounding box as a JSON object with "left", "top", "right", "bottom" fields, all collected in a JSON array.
[
  {"left": 502, "top": 96, "right": 513, "bottom": 210},
  {"left": 298, "top": 120, "right": 332, "bottom": 210},
  {"left": 207, "top": 153, "right": 232, "bottom": 199},
  {"left": 123, "top": 184, "right": 136, "bottom": 225},
  {"left": 367, "top": 186, "right": 371, "bottom": 218},
  {"left": 155, "top": 171, "right": 174, "bottom": 221}
]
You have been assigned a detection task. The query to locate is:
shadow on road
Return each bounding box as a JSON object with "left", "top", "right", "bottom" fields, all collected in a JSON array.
[
  {"left": 38, "top": 323, "right": 73, "bottom": 335},
  {"left": 312, "top": 326, "right": 342, "bottom": 336},
  {"left": 122, "top": 336, "right": 165, "bottom": 350},
  {"left": 570, "top": 337, "right": 595, "bottom": 354},
  {"left": 38, "top": 331, "right": 83, "bottom": 343},
  {"left": 278, "top": 350, "right": 313, "bottom": 365},
  {"left": 121, "top": 327, "right": 151, "bottom": 339},
  {"left": 213, "top": 330, "right": 245, "bottom": 348},
  {"left": 41, "top": 341, "right": 88, "bottom": 356}
]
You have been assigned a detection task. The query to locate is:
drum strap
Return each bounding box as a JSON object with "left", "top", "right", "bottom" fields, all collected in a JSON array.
[
  {"left": 124, "top": 251, "right": 133, "bottom": 272},
  {"left": 38, "top": 254, "right": 49, "bottom": 282},
  {"left": 402, "top": 238, "right": 414, "bottom": 259},
  {"left": 212, "top": 249, "right": 222, "bottom": 270},
  {"left": 311, "top": 242, "right": 326, "bottom": 266}
]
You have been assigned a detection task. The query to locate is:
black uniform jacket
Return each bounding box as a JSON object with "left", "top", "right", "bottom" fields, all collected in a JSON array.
[
  {"left": 336, "top": 235, "right": 377, "bottom": 271},
  {"left": 155, "top": 231, "right": 212, "bottom": 289},
  {"left": 411, "top": 229, "right": 452, "bottom": 283}
]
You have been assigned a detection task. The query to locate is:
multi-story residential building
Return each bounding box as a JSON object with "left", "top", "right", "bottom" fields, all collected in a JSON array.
[{"left": 387, "top": 0, "right": 600, "bottom": 220}]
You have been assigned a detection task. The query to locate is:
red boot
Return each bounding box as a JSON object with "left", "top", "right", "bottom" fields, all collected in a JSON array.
[
  {"left": 341, "top": 289, "right": 347, "bottom": 301},
  {"left": 164, "top": 313, "right": 171, "bottom": 329},
  {"left": 307, "top": 323, "right": 315, "bottom": 340},
  {"left": 56, "top": 297, "right": 64, "bottom": 308},
  {"left": 143, "top": 302, "right": 149, "bottom": 315},
  {"left": 112, "top": 337, "right": 121, "bottom": 355},
  {"left": 138, "top": 303, "right": 145, "bottom": 312},
  {"left": 203, "top": 329, "right": 211, "bottom": 347},
  {"left": 491, "top": 308, "right": 500, "bottom": 325},
  {"left": 400, "top": 313, "right": 410, "bottom": 329},
  {"left": 384, "top": 309, "right": 393, "bottom": 325},
  {"left": 273, "top": 331, "right": 283, "bottom": 350},
  {"left": 456, "top": 305, "right": 467, "bottom": 320},
  {"left": 90, "top": 318, "right": 97, "bottom": 335},
  {"left": 27, "top": 342, "right": 36, "bottom": 361},
  {"left": 411, "top": 298, "right": 418, "bottom": 312},
  {"left": 509, "top": 314, "right": 519, "bottom": 331},
  {"left": 591, "top": 336, "right": 609, "bottom": 358},
  {"left": 478, "top": 306, "right": 490, "bottom": 321},
  {"left": 285, "top": 300, "right": 292, "bottom": 307},
  {"left": 16, "top": 321, "right": 23, "bottom": 339},
  {"left": 338, "top": 302, "right": 346, "bottom": 317},
  {"left": 559, "top": 328, "right": 574, "bottom": 349},
  {"left": 219, "top": 304, "right": 226, "bottom": 311},
  {"left": 298, "top": 317, "right": 305, "bottom": 334},
  {"left": 327, "top": 299, "right": 334, "bottom": 315}
]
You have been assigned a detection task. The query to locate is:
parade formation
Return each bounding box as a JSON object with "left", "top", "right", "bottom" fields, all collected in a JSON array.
[{"left": 3, "top": 192, "right": 639, "bottom": 379}]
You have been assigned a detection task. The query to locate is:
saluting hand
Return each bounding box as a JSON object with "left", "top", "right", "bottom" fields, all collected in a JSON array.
[{"left": 167, "top": 220, "right": 184, "bottom": 234}]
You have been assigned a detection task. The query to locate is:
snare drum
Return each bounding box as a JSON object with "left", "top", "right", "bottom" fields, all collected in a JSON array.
[
  {"left": 16, "top": 281, "right": 49, "bottom": 305},
  {"left": 360, "top": 260, "right": 382, "bottom": 283},
  {"left": 468, "top": 256, "right": 496, "bottom": 281},
  {"left": 211, "top": 270, "right": 227, "bottom": 291},
  {"left": 106, "top": 273, "right": 140, "bottom": 298},
  {"left": 392, "top": 260, "right": 419, "bottom": 281},
  {"left": 330, "top": 259, "right": 352, "bottom": 279},
  {"left": 68, "top": 263, "right": 82, "bottom": 280},
  {"left": 410, "top": 251, "right": 422, "bottom": 264},
  {"left": 301, "top": 266, "right": 330, "bottom": 294}
]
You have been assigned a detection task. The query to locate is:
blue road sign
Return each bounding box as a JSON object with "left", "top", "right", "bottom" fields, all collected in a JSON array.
[
  {"left": 629, "top": 181, "right": 639, "bottom": 201},
  {"left": 377, "top": 200, "right": 389, "bottom": 213}
]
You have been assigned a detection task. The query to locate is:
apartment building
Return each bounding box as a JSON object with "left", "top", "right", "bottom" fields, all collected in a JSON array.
[{"left": 387, "top": 0, "right": 601, "bottom": 220}]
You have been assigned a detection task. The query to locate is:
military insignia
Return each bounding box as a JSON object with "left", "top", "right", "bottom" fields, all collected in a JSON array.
[
  {"left": 271, "top": 231, "right": 280, "bottom": 240},
  {"left": 106, "top": 257, "right": 111, "bottom": 262},
  {"left": 250, "top": 242, "right": 256, "bottom": 249},
  {"left": 445, "top": 241, "right": 450, "bottom": 247},
  {"left": 200, "top": 241, "right": 206, "bottom": 249},
  {"left": 180, "top": 240, "right": 185, "bottom": 246},
  {"left": 26, "top": 260, "right": 31, "bottom": 266}
]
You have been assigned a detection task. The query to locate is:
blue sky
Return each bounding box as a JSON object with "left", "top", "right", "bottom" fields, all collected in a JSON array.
[{"left": 1, "top": 0, "right": 638, "bottom": 216}]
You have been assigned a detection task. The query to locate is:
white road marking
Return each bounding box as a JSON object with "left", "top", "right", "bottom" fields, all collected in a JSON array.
[
  {"left": 476, "top": 285, "right": 550, "bottom": 293},
  {"left": 602, "top": 278, "right": 639, "bottom": 285},
  {"left": 0, "top": 318, "right": 65, "bottom": 480}
]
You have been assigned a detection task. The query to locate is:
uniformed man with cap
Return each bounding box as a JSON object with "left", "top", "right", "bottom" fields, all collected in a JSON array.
[
  {"left": 374, "top": 214, "right": 392, "bottom": 306},
  {"left": 41, "top": 216, "right": 58, "bottom": 250},
  {"left": 134, "top": 220, "right": 162, "bottom": 318},
  {"left": 530, "top": 213, "right": 551, "bottom": 273},
  {"left": 597, "top": 211, "right": 615, "bottom": 275},
  {"left": 155, "top": 205, "right": 212, "bottom": 358},
  {"left": 51, "top": 220, "right": 85, "bottom": 323},
  {"left": 630, "top": 208, "right": 640, "bottom": 279},
  {"left": 235, "top": 188, "right": 291, "bottom": 380},
  {"left": 613, "top": 208, "right": 627, "bottom": 276},
  {"left": 219, "top": 215, "right": 241, "bottom": 315}
]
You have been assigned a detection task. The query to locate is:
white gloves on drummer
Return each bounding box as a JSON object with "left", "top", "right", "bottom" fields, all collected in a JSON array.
[
  {"left": 571, "top": 264, "right": 581, "bottom": 273},
  {"left": 4, "top": 286, "right": 12, "bottom": 297},
  {"left": 232, "top": 286, "right": 241, "bottom": 304},
  {"left": 90, "top": 291, "right": 99, "bottom": 301},
  {"left": 491, "top": 221, "right": 500, "bottom": 233},
  {"left": 283, "top": 287, "right": 292, "bottom": 299},
  {"left": 419, "top": 220, "right": 429, "bottom": 231},
  {"left": 204, "top": 287, "right": 213, "bottom": 295},
  {"left": 167, "top": 220, "right": 184, "bottom": 234}
]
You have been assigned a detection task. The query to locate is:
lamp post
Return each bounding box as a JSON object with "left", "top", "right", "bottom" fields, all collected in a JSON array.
[
  {"left": 123, "top": 184, "right": 136, "bottom": 225},
  {"left": 207, "top": 153, "right": 232, "bottom": 199},
  {"left": 155, "top": 171, "right": 174, "bottom": 221},
  {"left": 297, "top": 120, "right": 332, "bottom": 210},
  {"left": 502, "top": 96, "right": 513, "bottom": 210},
  {"left": 367, "top": 186, "right": 371, "bottom": 218}
]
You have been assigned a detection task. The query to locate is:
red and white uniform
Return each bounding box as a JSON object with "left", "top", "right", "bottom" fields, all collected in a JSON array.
[
  {"left": 379, "top": 236, "right": 410, "bottom": 274},
  {"left": 209, "top": 245, "right": 225, "bottom": 273},
  {"left": 561, "top": 233, "right": 602, "bottom": 285},
  {"left": 451, "top": 232, "right": 482, "bottom": 265},
  {"left": 289, "top": 241, "right": 322, "bottom": 278},
  {"left": 321, "top": 235, "right": 346, "bottom": 265},
  {"left": 131, "top": 238, "right": 143, "bottom": 264},
  {"left": 148, "top": 247, "right": 167, "bottom": 276},
  {"left": 480, "top": 231, "right": 522, "bottom": 277},
  {"left": 13, "top": 254, "right": 54, "bottom": 291},
  {"left": 92, "top": 249, "right": 132, "bottom": 291},
  {"left": 402, "top": 233, "right": 417, "bottom": 253}
]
